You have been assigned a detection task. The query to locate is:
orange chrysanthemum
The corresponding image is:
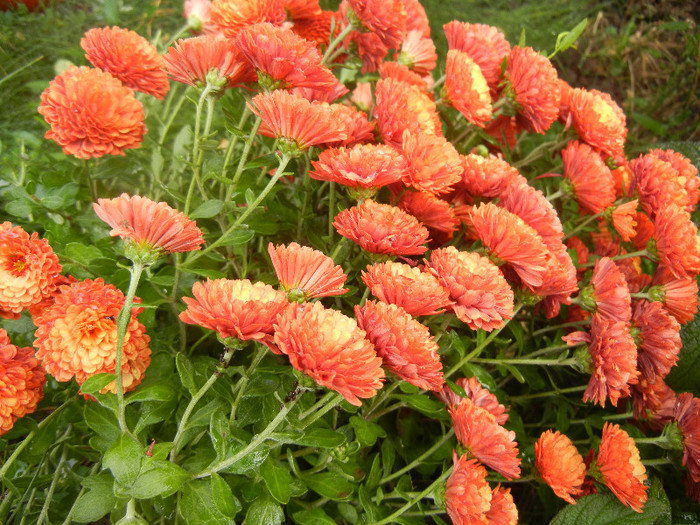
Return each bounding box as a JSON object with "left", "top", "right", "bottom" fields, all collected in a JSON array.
[
  {"left": 632, "top": 376, "right": 675, "bottom": 429},
  {"left": 396, "top": 30, "right": 437, "bottom": 76},
  {"left": 561, "top": 140, "right": 616, "bottom": 214},
  {"left": 596, "top": 423, "right": 648, "bottom": 512},
  {"left": 93, "top": 194, "right": 204, "bottom": 257},
  {"left": 290, "top": 9, "right": 335, "bottom": 48},
  {"left": 361, "top": 260, "right": 453, "bottom": 316},
  {"left": 630, "top": 153, "right": 691, "bottom": 219},
  {"left": 163, "top": 34, "right": 256, "bottom": 89},
  {"left": 401, "top": 130, "right": 463, "bottom": 195},
  {"left": 284, "top": 0, "right": 322, "bottom": 21},
  {"left": 184, "top": 0, "right": 214, "bottom": 32},
  {"left": 0, "top": 329, "right": 45, "bottom": 436},
  {"left": 268, "top": 242, "right": 348, "bottom": 300},
  {"left": 470, "top": 202, "right": 550, "bottom": 290},
  {"left": 605, "top": 200, "right": 638, "bottom": 242},
  {"left": 632, "top": 300, "right": 681, "bottom": 382},
  {"left": 568, "top": 88, "right": 627, "bottom": 161},
  {"left": 34, "top": 278, "right": 151, "bottom": 393},
  {"left": 579, "top": 256, "right": 632, "bottom": 322},
  {"left": 445, "top": 452, "right": 493, "bottom": 525},
  {"left": 499, "top": 179, "right": 564, "bottom": 247},
  {"left": 326, "top": 104, "right": 375, "bottom": 147},
  {"left": 81, "top": 26, "right": 169, "bottom": 99},
  {"left": 649, "top": 148, "right": 700, "bottom": 211},
  {"left": 460, "top": 154, "right": 522, "bottom": 199},
  {"left": 210, "top": 0, "right": 287, "bottom": 37},
  {"left": 615, "top": 257, "right": 651, "bottom": 294},
  {"left": 487, "top": 485, "right": 518, "bottom": 525},
  {"left": 292, "top": 81, "right": 349, "bottom": 103},
  {"left": 403, "top": 0, "right": 429, "bottom": 37},
  {"left": 536, "top": 243, "right": 579, "bottom": 318},
  {"left": 504, "top": 46, "right": 561, "bottom": 134},
  {"left": 653, "top": 203, "right": 700, "bottom": 279},
  {"left": 535, "top": 430, "right": 586, "bottom": 504},
  {"left": 397, "top": 191, "right": 459, "bottom": 235},
  {"left": 38, "top": 66, "right": 146, "bottom": 159},
  {"left": 333, "top": 200, "right": 430, "bottom": 256},
  {"left": 436, "top": 376, "right": 509, "bottom": 425},
  {"left": 378, "top": 61, "right": 429, "bottom": 92},
  {"left": 0, "top": 222, "right": 61, "bottom": 316},
  {"left": 355, "top": 300, "right": 444, "bottom": 391},
  {"left": 450, "top": 397, "right": 521, "bottom": 479},
  {"left": 274, "top": 301, "right": 384, "bottom": 405},
  {"left": 612, "top": 163, "right": 634, "bottom": 198},
  {"left": 673, "top": 393, "right": 700, "bottom": 482},
  {"left": 180, "top": 279, "right": 289, "bottom": 349},
  {"left": 650, "top": 265, "right": 699, "bottom": 325},
  {"left": 444, "top": 50, "right": 492, "bottom": 127},
  {"left": 340, "top": 0, "right": 406, "bottom": 51},
  {"left": 428, "top": 247, "right": 514, "bottom": 332}
]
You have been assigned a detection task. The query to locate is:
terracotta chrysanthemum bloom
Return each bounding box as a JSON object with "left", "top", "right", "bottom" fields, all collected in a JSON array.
[
  {"left": 568, "top": 88, "right": 627, "bottom": 161},
  {"left": 38, "top": 66, "right": 146, "bottom": 159},
  {"left": 427, "top": 247, "right": 514, "bottom": 332},
  {"left": 460, "top": 154, "right": 522, "bottom": 199},
  {"left": 653, "top": 203, "right": 700, "bottom": 279},
  {"left": 632, "top": 300, "right": 681, "bottom": 382},
  {"left": 0, "top": 329, "right": 46, "bottom": 436},
  {"left": 536, "top": 243, "right": 579, "bottom": 318},
  {"left": 81, "top": 26, "right": 169, "bottom": 99},
  {"left": 673, "top": 393, "right": 700, "bottom": 482},
  {"left": 93, "top": 194, "right": 204, "bottom": 258},
  {"left": 210, "top": 0, "right": 287, "bottom": 37},
  {"left": 535, "top": 430, "right": 586, "bottom": 504},
  {"left": 180, "top": 279, "right": 289, "bottom": 349},
  {"left": 325, "top": 104, "right": 375, "bottom": 147},
  {"left": 504, "top": 46, "right": 561, "bottom": 134},
  {"left": 487, "top": 485, "right": 518, "bottom": 525},
  {"left": 444, "top": 50, "right": 492, "bottom": 127},
  {"left": 450, "top": 397, "right": 521, "bottom": 479},
  {"left": 605, "top": 200, "right": 638, "bottom": 242},
  {"left": 596, "top": 423, "right": 648, "bottom": 512},
  {"left": 361, "top": 261, "right": 453, "bottom": 316},
  {"left": 340, "top": 0, "right": 406, "bottom": 51},
  {"left": 630, "top": 153, "right": 691, "bottom": 219},
  {"left": 163, "top": 34, "right": 255, "bottom": 90},
  {"left": 499, "top": 179, "right": 564, "bottom": 247},
  {"left": 274, "top": 301, "right": 384, "bottom": 405},
  {"left": 632, "top": 376, "right": 675, "bottom": 429},
  {"left": 587, "top": 256, "right": 632, "bottom": 321},
  {"left": 649, "top": 265, "right": 699, "bottom": 325},
  {"left": 401, "top": 130, "right": 463, "bottom": 195},
  {"left": 436, "top": 376, "right": 509, "bottom": 425},
  {"left": 649, "top": 148, "right": 700, "bottom": 211},
  {"left": 0, "top": 222, "right": 62, "bottom": 316},
  {"left": 290, "top": 9, "right": 336, "bottom": 48},
  {"left": 403, "top": 0, "right": 429, "bottom": 36},
  {"left": 333, "top": 200, "right": 430, "bottom": 257},
  {"left": 268, "top": 242, "right": 348, "bottom": 301},
  {"left": 470, "top": 203, "right": 550, "bottom": 290},
  {"left": 445, "top": 452, "right": 493, "bottom": 525},
  {"left": 184, "top": 0, "right": 214, "bottom": 32},
  {"left": 561, "top": 141, "right": 616, "bottom": 214},
  {"left": 396, "top": 30, "right": 437, "bottom": 76},
  {"left": 355, "top": 300, "right": 444, "bottom": 391},
  {"left": 379, "top": 61, "right": 429, "bottom": 92},
  {"left": 397, "top": 191, "right": 459, "bottom": 237},
  {"left": 34, "top": 278, "right": 151, "bottom": 393}
]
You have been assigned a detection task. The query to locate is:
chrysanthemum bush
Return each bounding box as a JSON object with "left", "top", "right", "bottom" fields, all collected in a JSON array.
[{"left": 1, "top": 0, "right": 700, "bottom": 523}]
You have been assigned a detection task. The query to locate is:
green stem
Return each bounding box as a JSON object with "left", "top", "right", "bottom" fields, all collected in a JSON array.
[
  {"left": 532, "top": 320, "right": 589, "bottom": 337},
  {"left": 430, "top": 75, "right": 445, "bottom": 92},
  {"left": 191, "top": 84, "right": 215, "bottom": 197},
  {"left": 60, "top": 462, "right": 101, "bottom": 525},
  {"left": 367, "top": 401, "right": 406, "bottom": 421},
  {"left": 563, "top": 211, "right": 604, "bottom": 240},
  {"left": 642, "top": 458, "right": 672, "bottom": 466},
  {"left": 298, "top": 393, "right": 343, "bottom": 429},
  {"left": 227, "top": 115, "right": 262, "bottom": 199},
  {"left": 330, "top": 237, "right": 348, "bottom": 262},
  {"left": 221, "top": 106, "right": 252, "bottom": 185},
  {"left": 364, "top": 382, "right": 401, "bottom": 417},
  {"left": 298, "top": 390, "right": 337, "bottom": 421},
  {"left": 380, "top": 429, "right": 455, "bottom": 485},
  {"left": 510, "top": 385, "right": 586, "bottom": 402},
  {"left": 328, "top": 181, "right": 336, "bottom": 239},
  {"left": 470, "top": 357, "right": 577, "bottom": 367},
  {"left": 37, "top": 447, "right": 67, "bottom": 525},
  {"left": 230, "top": 346, "right": 268, "bottom": 424},
  {"left": 526, "top": 344, "right": 574, "bottom": 359},
  {"left": 321, "top": 23, "right": 354, "bottom": 65},
  {"left": 546, "top": 190, "right": 565, "bottom": 202},
  {"left": 578, "top": 249, "right": 650, "bottom": 269}
]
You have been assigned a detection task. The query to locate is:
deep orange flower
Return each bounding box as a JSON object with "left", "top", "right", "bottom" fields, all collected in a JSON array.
[
  {"left": 483, "top": 115, "right": 520, "bottom": 151},
  {"left": 499, "top": 179, "right": 564, "bottom": 248},
  {"left": 436, "top": 376, "right": 509, "bottom": 425},
  {"left": 0, "top": 222, "right": 61, "bottom": 316},
  {"left": 355, "top": 300, "right": 444, "bottom": 391},
  {"left": 290, "top": 9, "right": 335, "bottom": 48},
  {"left": 397, "top": 30, "right": 437, "bottom": 76},
  {"left": 428, "top": 247, "right": 514, "bottom": 332},
  {"left": 445, "top": 452, "right": 493, "bottom": 525},
  {"left": 535, "top": 430, "right": 586, "bottom": 504},
  {"left": 673, "top": 393, "right": 700, "bottom": 482},
  {"left": 361, "top": 260, "right": 453, "bottom": 316},
  {"left": 487, "top": 485, "right": 518, "bottom": 525},
  {"left": 210, "top": 0, "right": 287, "bottom": 37},
  {"left": 614, "top": 257, "right": 651, "bottom": 294},
  {"left": 274, "top": 301, "right": 384, "bottom": 405},
  {"left": 292, "top": 81, "right": 349, "bottom": 103},
  {"left": 403, "top": 0, "right": 429, "bottom": 37},
  {"left": 38, "top": 66, "right": 146, "bottom": 159},
  {"left": 630, "top": 153, "right": 691, "bottom": 219},
  {"left": 396, "top": 191, "right": 459, "bottom": 235},
  {"left": 596, "top": 423, "right": 648, "bottom": 512},
  {"left": 333, "top": 200, "right": 430, "bottom": 256},
  {"left": 566, "top": 235, "right": 590, "bottom": 268},
  {"left": 591, "top": 221, "right": 620, "bottom": 258},
  {"left": 340, "top": 0, "right": 406, "bottom": 51},
  {"left": 631, "top": 376, "right": 675, "bottom": 429},
  {"left": 460, "top": 154, "right": 523, "bottom": 199},
  {"left": 632, "top": 300, "right": 681, "bottom": 382},
  {"left": 34, "top": 278, "right": 150, "bottom": 393},
  {"left": 443, "top": 21, "right": 510, "bottom": 91},
  {"left": 248, "top": 89, "right": 347, "bottom": 153},
  {"left": 27, "top": 274, "right": 78, "bottom": 325},
  {"left": 326, "top": 104, "right": 375, "bottom": 147},
  {"left": 401, "top": 130, "right": 463, "bottom": 195},
  {"left": 284, "top": 0, "right": 322, "bottom": 21},
  {"left": 650, "top": 265, "right": 699, "bottom": 325},
  {"left": 81, "top": 26, "right": 169, "bottom": 99},
  {"left": 649, "top": 148, "right": 700, "bottom": 211},
  {"left": 444, "top": 50, "right": 492, "bottom": 128},
  {"left": 0, "top": 329, "right": 45, "bottom": 436},
  {"left": 163, "top": 34, "right": 256, "bottom": 89},
  {"left": 450, "top": 397, "right": 521, "bottom": 479},
  {"left": 235, "top": 23, "right": 337, "bottom": 91},
  {"left": 180, "top": 279, "right": 289, "bottom": 349},
  {"left": 606, "top": 200, "right": 638, "bottom": 242},
  {"left": 612, "top": 163, "right": 634, "bottom": 198},
  {"left": 587, "top": 256, "right": 632, "bottom": 322},
  {"left": 653, "top": 203, "right": 700, "bottom": 279},
  {"left": 568, "top": 88, "right": 627, "bottom": 161},
  {"left": 268, "top": 242, "right": 348, "bottom": 300},
  {"left": 378, "top": 61, "right": 429, "bottom": 92},
  {"left": 561, "top": 140, "right": 616, "bottom": 214},
  {"left": 535, "top": 243, "right": 579, "bottom": 318},
  {"left": 470, "top": 202, "right": 550, "bottom": 290}
]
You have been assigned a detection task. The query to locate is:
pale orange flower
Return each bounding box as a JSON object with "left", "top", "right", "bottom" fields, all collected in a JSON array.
[
  {"left": 333, "top": 200, "right": 430, "bottom": 256},
  {"left": 268, "top": 242, "right": 348, "bottom": 300},
  {"left": 562, "top": 140, "right": 616, "bottom": 214},
  {"left": 396, "top": 191, "right": 459, "bottom": 235},
  {"left": 340, "top": 0, "right": 406, "bottom": 51},
  {"left": 210, "top": 0, "right": 287, "bottom": 37},
  {"left": 290, "top": 9, "right": 335, "bottom": 48},
  {"left": 401, "top": 130, "right": 463, "bottom": 195},
  {"left": 38, "top": 66, "right": 146, "bottom": 159},
  {"left": 673, "top": 393, "right": 700, "bottom": 483},
  {"left": 361, "top": 261, "right": 453, "bottom": 316},
  {"left": 596, "top": 423, "right": 648, "bottom": 512},
  {"left": 445, "top": 452, "right": 492, "bottom": 525},
  {"left": 649, "top": 148, "right": 700, "bottom": 211},
  {"left": 184, "top": 0, "right": 214, "bottom": 32},
  {"left": 534, "top": 243, "right": 579, "bottom": 318},
  {"left": 568, "top": 88, "right": 627, "bottom": 161},
  {"left": 650, "top": 265, "right": 699, "bottom": 325},
  {"left": 535, "top": 430, "right": 586, "bottom": 504},
  {"left": 378, "top": 61, "right": 429, "bottom": 92},
  {"left": 403, "top": 0, "right": 430, "bottom": 37},
  {"left": 292, "top": 81, "right": 349, "bottom": 103},
  {"left": 436, "top": 376, "right": 509, "bottom": 425},
  {"left": 459, "top": 154, "right": 523, "bottom": 199},
  {"left": 0, "top": 222, "right": 62, "bottom": 316},
  {"left": 284, "top": 0, "right": 322, "bottom": 21},
  {"left": 350, "top": 81, "right": 373, "bottom": 111},
  {"left": 632, "top": 299, "right": 681, "bottom": 382},
  {"left": 0, "top": 329, "right": 45, "bottom": 436},
  {"left": 274, "top": 301, "right": 384, "bottom": 405},
  {"left": 630, "top": 153, "right": 691, "bottom": 218},
  {"left": 81, "top": 26, "right": 169, "bottom": 99},
  {"left": 34, "top": 278, "right": 151, "bottom": 393},
  {"left": 486, "top": 485, "right": 518, "bottom": 525},
  {"left": 612, "top": 163, "right": 633, "bottom": 198},
  {"left": 583, "top": 256, "right": 632, "bottom": 322},
  {"left": 356, "top": 300, "right": 444, "bottom": 391},
  {"left": 396, "top": 30, "right": 437, "bottom": 76},
  {"left": 653, "top": 203, "right": 700, "bottom": 279},
  {"left": 606, "top": 200, "right": 638, "bottom": 242},
  {"left": 326, "top": 104, "right": 375, "bottom": 147},
  {"left": 444, "top": 50, "right": 492, "bottom": 127}
]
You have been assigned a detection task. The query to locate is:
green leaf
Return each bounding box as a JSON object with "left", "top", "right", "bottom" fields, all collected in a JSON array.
[
  {"left": 365, "top": 453, "right": 382, "bottom": 490},
  {"left": 84, "top": 403, "right": 120, "bottom": 442},
  {"left": 358, "top": 485, "right": 377, "bottom": 523},
  {"left": 261, "top": 458, "right": 292, "bottom": 504},
  {"left": 180, "top": 479, "right": 237, "bottom": 525},
  {"left": 302, "top": 472, "right": 354, "bottom": 501},
  {"left": 183, "top": 267, "right": 227, "bottom": 279},
  {"left": 64, "top": 242, "right": 104, "bottom": 264},
  {"left": 216, "top": 230, "right": 255, "bottom": 247},
  {"left": 552, "top": 18, "right": 588, "bottom": 56},
  {"left": 71, "top": 471, "right": 117, "bottom": 523},
  {"left": 176, "top": 353, "right": 197, "bottom": 395},
  {"left": 269, "top": 428, "right": 346, "bottom": 448},
  {"left": 5, "top": 199, "right": 33, "bottom": 217},
  {"left": 350, "top": 416, "right": 387, "bottom": 447},
  {"left": 211, "top": 473, "right": 241, "bottom": 517},
  {"left": 245, "top": 372, "right": 281, "bottom": 397},
  {"left": 127, "top": 459, "right": 191, "bottom": 499},
  {"left": 395, "top": 395, "right": 447, "bottom": 418},
  {"left": 292, "top": 508, "right": 337, "bottom": 525},
  {"left": 190, "top": 200, "right": 224, "bottom": 219},
  {"left": 126, "top": 383, "right": 176, "bottom": 404},
  {"left": 246, "top": 497, "right": 284, "bottom": 525},
  {"left": 80, "top": 373, "right": 115, "bottom": 396},
  {"left": 103, "top": 434, "right": 143, "bottom": 486},
  {"left": 667, "top": 317, "right": 700, "bottom": 396}
]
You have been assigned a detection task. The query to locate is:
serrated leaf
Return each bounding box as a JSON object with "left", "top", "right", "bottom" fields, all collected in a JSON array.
[
  {"left": 180, "top": 479, "right": 237, "bottom": 525},
  {"left": 190, "top": 200, "right": 224, "bottom": 219},
  {"left": 71, "top": 471, "right": 116, "bottom": 523},
  {"left": 553, "top": 18, "right": 588, "bottom": 56},
  {"left": 246, "top": 497, "right": 284, "bottom": 525},
  {"left": 350, "top": 416, "right": 387, "bottom": 447},
  {"left": 104, "top": 434, "right": 143, "bottom": 486},
  {"left": 80, "top": 373, "right": 115, "bottom": 396},
  {"left": 261, "top": 458, "right": 292, "bottom": 504}
]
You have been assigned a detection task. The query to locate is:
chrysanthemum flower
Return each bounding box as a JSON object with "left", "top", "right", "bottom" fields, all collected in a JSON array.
[
  {"left": 34, "top": 278, "right": 151, "bottom": 393},
  {"left": 630, "top": 153, "right": 691, "bottom": 219},
  {"left": 396, "top": 30, "right": 437, "bottom": 76},
  {"left": 535, "top": 244, "right": 579, "bottom": 318},
  {"left": 401, "top": 130, "right": 463, "bottom": 195},
  {"left": 284, "top": 0, "right": 322, "bottom": 21},
  {"left": 27, "top": 274, "right": 78, "bottom": 325},
  {"left": 38, "top": 66, "right": 146, "bottom": 159},
  {"left": 561, "top": 141, "right": 616, "bottom": 214},
  {"left": 268, "top": 242, "right": 348, "bottom": 300},
  {"left": 184, "top": 0, "right": 214, "bottom": 32},
  {"left": 81, "top": 26, "right": 169, "bottom": 99},
  {"left": 274, "top": 301, "right": 384, "bottom": 405},
  {"left": 355, "top": 300, "right": 444, "bottom": 391},
  {"left": 450, "top": 397, "right": 521, "bottom": 479},
  {"left": 378, "top": 61, "right": 429, "bottom": 92},
  {"left": 292, "top": 81, "right": 349, "bottom": 104},
  {"left": 340, "top": 0, "right": 406, "bottom": 51},
  {"left": 632, "top": 300, "right": 681, "bottom": 382},
  {"left": 605, "top": 200, "right": 638, "bottom": 242},
  {"left": 487, "top": 485, "right": 518, "bottom": 525},
  {"left": 568, "top": 88, "right": 627, "bottom": 161},
  {"left": 652, "top": 203, "right": 700, "bottom": 279},
  {"left": 649, "top": 148, "right": 700, "bottom": 211},
  {"left": 649, "top": 265, "right": 699, "bottom": 324},
  {"left": 326, "top": 104, "right": 375, "bottom": 147},
  {"left": 210, "top": 0, "right": 287, "bottom": 37},
  {"left": 0, "top": 222, "right": 62, "bottom": 316},
  {"left": 567, "top": 235, "right": 590, "bottom": 268},
  {"left": 444, "top": 50, "right": 492, "bottom": 127},
  {"left": 163, "top": 34, "right": 256, "bottom": 90},
  {"left": 180, "top": 278, "right": 289, "bottom": 349},
  {"left": 673, "top": 393, "right": 700, "bottom": 482},
  {"left": 615, "top": 257, "right": 651, "bottom": 294},
  {"left": 460, "top": 154, "right": 522, "bottom": 199},
  {"left": 427, "top": 247, "right": 514, "bottom": 332},
  {"left": 483, "top": 114, "right": 520, "bottom": 151},
  {"left": 578, "top": 256, "right": 632, "bottom": 322},
  {"left": 0, "top": 329, "right": 45, "bottom": 436},
  {"left": 436, "top": 376, "right": 509, "bottom": 425},
  {"left": 290, "top": 9, "right": 335, "bottom": 48},
  {"left": 333, "top": 200, "right": 430, "bottom": 256},
  {"left": 596, "top": 422, "right": 648, "bottom": 512},
  {"left": 361, "top": 261, "right": 453, "bottom": 316},
  {"left": 535, "top": 430, "right": 586, "bottom": 504},
  {"left": 402, "top": 0, "right": 429, "bottom": 36},
  {"left": 396, "top": 191, "right": 459, "bottom": 237},
  {"left": 632, "top": 376, "right": 675, "bottom": 429},
  {"left": 612, "top": 163, "right": 634, "bottom": 198},
  {"left": 470, "top": 203, "right": 550, "bottom": 290},
  {"left": 445, "top": 452, "right": 493, "bottom": 525}
]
